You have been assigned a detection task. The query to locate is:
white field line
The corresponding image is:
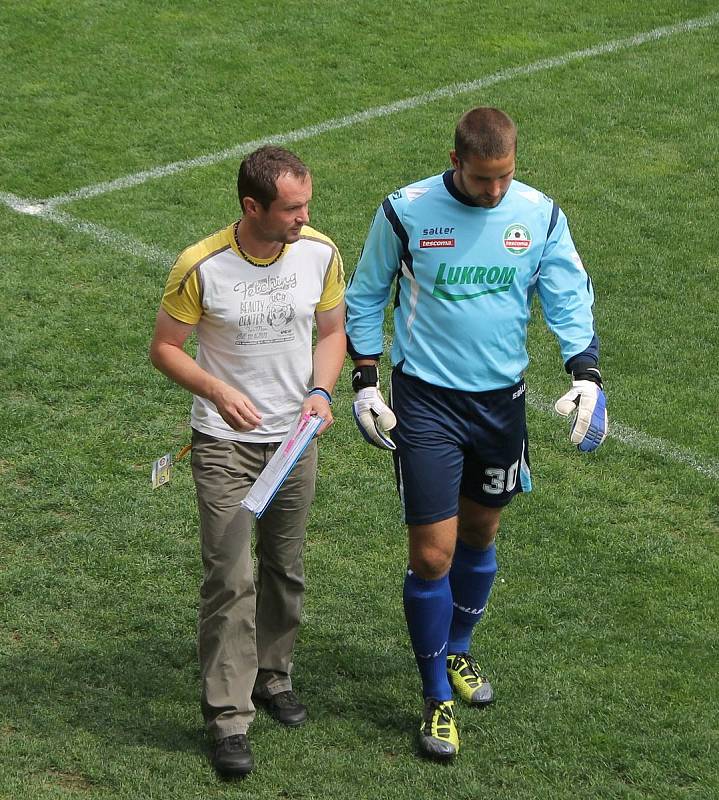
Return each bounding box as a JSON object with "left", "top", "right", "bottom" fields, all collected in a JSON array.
[
  {"left": 1, "top": 192, "right": 174, "bottom": 264},
  {"left": 527, "top": 391, "right": 719, "bottom": 481},
  {"left": 27, "top": 11, "right": 719, "bottom": 210}
]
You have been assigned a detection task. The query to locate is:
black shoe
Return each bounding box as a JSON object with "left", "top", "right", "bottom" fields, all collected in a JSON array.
[
  {"left": 253, "top": 690, "right": 308, "bottom": 727},
  {"left": 212, "top": 734, "right": 254, "bottom": 777}
]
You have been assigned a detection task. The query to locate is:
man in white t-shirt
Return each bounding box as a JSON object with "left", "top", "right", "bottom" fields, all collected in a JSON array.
[{"left": 150, "top": 146, "right": 345, "bottom": 778}]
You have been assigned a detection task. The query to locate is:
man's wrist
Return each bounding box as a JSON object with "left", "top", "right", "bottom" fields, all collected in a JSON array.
[
  {"left": 352, "top": 364, "right": 379, "bottom": 393},
  {"left": 206, "top": 376, "right": 228, "bottom": 407},
  {"left": 308, "top": 386, "right": 332, "bottom": 405},
  {"left": 572, "top": 366, "right": 603, "bottom": 388}
]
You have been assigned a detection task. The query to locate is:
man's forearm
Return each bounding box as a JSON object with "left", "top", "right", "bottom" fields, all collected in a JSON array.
[
  {"left": 312, "top": 327, "right": 346, "bottom": 394},
  {"left": 150, "top": 341, "right": 224, "bottom": 405}
]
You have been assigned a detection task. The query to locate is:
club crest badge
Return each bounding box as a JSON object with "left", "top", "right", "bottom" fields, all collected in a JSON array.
[{"left": 503, "top": 223, "right": 531, "bottom": 255}]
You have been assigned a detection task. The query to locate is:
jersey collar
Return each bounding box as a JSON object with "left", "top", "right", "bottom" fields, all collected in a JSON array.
[
  {"left": 442, "top": 169, "right": 515, "bottom": 208},
  {"left": 443, "top": 169, "right": 476, "bottom": 206}
]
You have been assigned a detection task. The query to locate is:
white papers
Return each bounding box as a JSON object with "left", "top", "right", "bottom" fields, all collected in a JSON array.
[{"left": 240, "top": 413, "right": 323, "bottom": 518}]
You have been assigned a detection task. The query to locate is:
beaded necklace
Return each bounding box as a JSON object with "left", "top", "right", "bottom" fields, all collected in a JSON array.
[{"left": 233, "top": 221, "right": 286, "bottom": 267}]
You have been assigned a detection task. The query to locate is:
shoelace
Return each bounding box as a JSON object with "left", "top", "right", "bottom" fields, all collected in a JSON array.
[
  {"left": 452, "top": 652, "right": 483, "bottom": 680},
  {"left": 423, "top": 699, "right": 454, "bottom": 733},
  {"left": 221, "top": 735, "right": 249, "bottom": 752},
  {"left": 273, "top": 690, "right": 299, "bottom": 708}
]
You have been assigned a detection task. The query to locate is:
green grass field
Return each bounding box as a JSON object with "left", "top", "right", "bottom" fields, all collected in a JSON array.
[{"left": 2, "top": 2, "right": 718, "bottom": 798}]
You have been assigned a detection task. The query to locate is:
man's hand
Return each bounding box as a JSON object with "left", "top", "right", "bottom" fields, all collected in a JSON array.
[
  {"left": 351, "top": 364, "right": 397, "bottom": 450},
  {"left": 302, "top": 388, "right": 333, "bottom": 436},
  {"left": 554, "top": 366, "right": 607, "bottom": 452},
  {"left": 211, "top": 383, "right": 263, "bottom": 431}
]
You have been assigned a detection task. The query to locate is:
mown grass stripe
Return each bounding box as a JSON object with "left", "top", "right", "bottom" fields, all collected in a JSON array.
[
  {"left": 33, "top": 11, "right": 719, "bottom": 209},
  {"left": 2, "top": 16, "right": 717, "bottom": 483}
]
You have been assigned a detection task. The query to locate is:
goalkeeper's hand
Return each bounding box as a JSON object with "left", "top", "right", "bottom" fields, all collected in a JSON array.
[
  {"left": 554, "top": 366, "right": 608, "bottom": 453},
  {"left": 351, "top": 364, "right": 397, "bottom": 450}
]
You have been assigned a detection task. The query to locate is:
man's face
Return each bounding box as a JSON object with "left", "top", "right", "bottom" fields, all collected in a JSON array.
[
  {"left": 450, "top": 150, "right": 515, "bottom": 208},
  {"left": 254, "top": 172, "right": 312, "bottom": 243}
]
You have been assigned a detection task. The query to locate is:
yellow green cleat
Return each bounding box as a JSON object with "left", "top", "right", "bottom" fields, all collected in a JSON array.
[
  {"left": 447, "top": 652, "right": 494, "bottom": 706},
  {"left": 418, "top": 698, "right": 459, "bottom": 760}
]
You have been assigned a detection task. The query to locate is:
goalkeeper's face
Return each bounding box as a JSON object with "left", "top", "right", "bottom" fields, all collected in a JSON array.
[{"left": 450, "top": 151, "right": 515, "bottom": 208}]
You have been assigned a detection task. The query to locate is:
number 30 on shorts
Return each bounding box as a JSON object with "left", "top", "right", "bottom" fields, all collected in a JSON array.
[{"left": 482, "top": 460, "right": 519, "bottom": 495}]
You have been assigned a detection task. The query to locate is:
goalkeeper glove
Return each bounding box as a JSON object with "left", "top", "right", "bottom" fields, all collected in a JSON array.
[
  {"left": 554, "top": 365, "right": 608, "bottom": 453},
  {"left": 351, "top": 365, "right": 397, "bottom": 450}
]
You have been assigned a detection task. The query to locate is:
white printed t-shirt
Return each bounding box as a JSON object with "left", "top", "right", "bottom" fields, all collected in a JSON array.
[{"left": 161, "top": 222, "right": 344, "bottom": 442}]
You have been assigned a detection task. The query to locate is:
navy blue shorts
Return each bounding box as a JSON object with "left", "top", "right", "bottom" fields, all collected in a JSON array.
[{"left": 390, "top": 369, "right": 532, "bottom": 525}]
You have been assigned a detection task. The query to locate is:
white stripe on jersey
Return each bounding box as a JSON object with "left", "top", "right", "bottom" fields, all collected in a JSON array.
[{"left": 402, "top": 260, "right": 421, "bottom": 345}]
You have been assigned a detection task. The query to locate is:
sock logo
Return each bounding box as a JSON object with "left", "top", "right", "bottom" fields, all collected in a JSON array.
[
  {"left": 452, "top": 601, "right": 488, "bottom": 616},
  {"left": 417, "top": 641, "right": 448, "bottom": 660}
]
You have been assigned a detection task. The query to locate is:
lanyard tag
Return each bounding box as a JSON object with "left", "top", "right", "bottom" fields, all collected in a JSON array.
[
  {"left": 151, "top": 445, "right": 191, "bottom": 489},
  {"left": 151, "top": 453, "right": 173, "bottom": 489}
]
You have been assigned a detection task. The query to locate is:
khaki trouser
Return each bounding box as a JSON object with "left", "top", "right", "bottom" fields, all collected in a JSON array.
[{"left": 191, "top": 429, "right": 317, "bottom": 740}]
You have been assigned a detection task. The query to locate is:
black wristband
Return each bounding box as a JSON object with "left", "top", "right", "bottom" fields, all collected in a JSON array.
[
  {"left": 352, "top": 364, "right": 379, "bottom": 393},
  {"left": 572, "top": 366, "right": 603, "bottom": 388}
]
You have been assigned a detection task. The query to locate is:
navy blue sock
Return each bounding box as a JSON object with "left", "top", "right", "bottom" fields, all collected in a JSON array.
[
  {"left": 448, "top": 539, "right": 497, "bottom": 654},
  {"left": 403, "top": 570, "right": 453, "bottom": 701}
]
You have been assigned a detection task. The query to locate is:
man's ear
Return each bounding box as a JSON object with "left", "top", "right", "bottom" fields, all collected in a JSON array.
[
  {"left": 449, "top": 150, "right": 460, "bottom": 169},
  {"left": 242, "top": 196, "right": 260, "bottom": 217}
]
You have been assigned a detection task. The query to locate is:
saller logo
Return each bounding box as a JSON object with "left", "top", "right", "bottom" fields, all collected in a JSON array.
[{"left": 432, "top": 262, "right": 516, "bottom": 301}]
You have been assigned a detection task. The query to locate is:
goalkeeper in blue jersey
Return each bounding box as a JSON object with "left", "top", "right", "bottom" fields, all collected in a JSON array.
[{"left": 345, "top": 107, "right": 607, "bottom": 760}]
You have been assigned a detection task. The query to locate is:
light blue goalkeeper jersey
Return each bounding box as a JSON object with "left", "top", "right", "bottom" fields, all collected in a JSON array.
[{"left": 345, "top": 170, "right": 598, "bottom": 392}]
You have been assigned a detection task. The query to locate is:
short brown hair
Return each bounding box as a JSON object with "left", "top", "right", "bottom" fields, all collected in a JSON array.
[
  {"left": 237, "top": 146, "right": 309, "bottom": 211},
  {"left": 454, "top": 107, "right": 517, "bottom": 161}
]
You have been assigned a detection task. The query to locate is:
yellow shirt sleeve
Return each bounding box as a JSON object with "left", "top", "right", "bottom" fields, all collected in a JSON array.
[
  {"left": 317, "top": 247, "right": 345, "bottom": 312},
  {"left": 162, "top": 225, "right": 236, "bottom": 323},
  {"left": 160, "top": 251, "right": 204, "bottom": 325}
]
